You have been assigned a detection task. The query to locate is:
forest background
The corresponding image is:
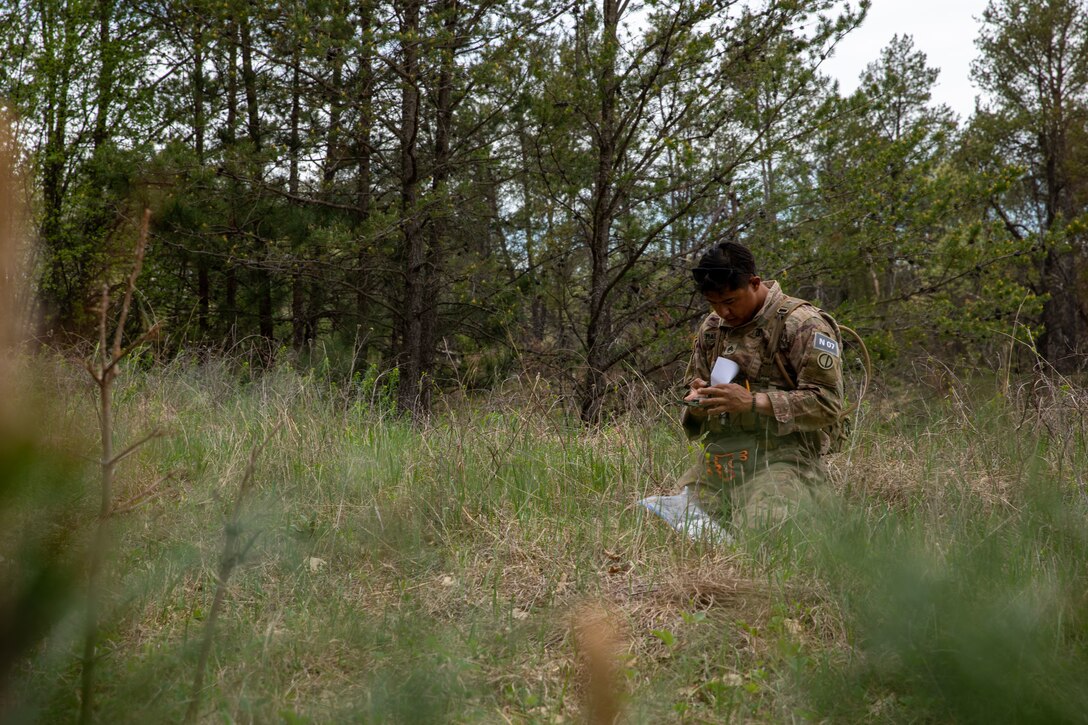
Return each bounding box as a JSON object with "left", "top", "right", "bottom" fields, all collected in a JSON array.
[
  {"left": 2, "top": 0, "right": 1088, "bottom": 722},
  {"left": 5, "top": 0, "right": 1087, "bottom": 418}
]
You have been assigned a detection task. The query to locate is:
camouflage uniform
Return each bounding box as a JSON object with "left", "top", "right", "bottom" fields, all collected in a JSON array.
[{"left": 678, "top": 281, "right": 844, "bottom": 526}]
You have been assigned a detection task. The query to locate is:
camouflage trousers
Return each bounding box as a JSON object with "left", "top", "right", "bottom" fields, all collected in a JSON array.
[{"left": 676, "top": 436, "right": 828, "bottom": 528}]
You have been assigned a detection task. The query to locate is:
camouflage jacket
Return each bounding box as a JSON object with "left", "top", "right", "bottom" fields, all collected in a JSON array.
[{"left": 681, "top": 281, "right": 844, "bottom": 455}]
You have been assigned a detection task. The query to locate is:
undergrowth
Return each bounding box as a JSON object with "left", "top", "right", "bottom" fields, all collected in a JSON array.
[{"left": 2, "top": 355, "right": 1086, "bottom": 723}]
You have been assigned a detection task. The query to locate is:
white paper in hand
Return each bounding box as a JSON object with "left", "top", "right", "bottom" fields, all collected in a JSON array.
[{"left": 710, "top": 357, "right": 740, "bottom": 386}]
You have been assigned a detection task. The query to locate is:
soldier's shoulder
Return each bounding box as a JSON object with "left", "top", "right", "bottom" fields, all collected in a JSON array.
[
  {"left": 697, "top": 313, "right": 722, "bottom": 336},
  {"left": 784, "top": 299, "right": 836, "bottom": 335}
]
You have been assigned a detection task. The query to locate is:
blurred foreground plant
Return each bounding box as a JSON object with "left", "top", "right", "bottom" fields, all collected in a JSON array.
[
  {"left": 0, "top": 114, "right": 84, "bottom": 713},
  {"left": 794, "top": 381, "right": 1088, "bottom": 723},
  {"left": 185, "top": 420, "right": 282, "bottom": 723},
  {"left": 80, "top": 209, "right": 169, "bottom": 723}
]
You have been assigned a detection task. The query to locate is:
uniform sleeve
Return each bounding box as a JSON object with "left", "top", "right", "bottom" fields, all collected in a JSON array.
[
  {"left": 680, "top": 319, "right": 715, "bottom": 439},
  {"left": 764, "top": 311, "right": 843, "bottom": 434}
]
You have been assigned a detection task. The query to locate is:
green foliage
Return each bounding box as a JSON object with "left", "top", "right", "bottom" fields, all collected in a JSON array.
[
  {"left": 3, "top": 0, "right": 1085, "bottom": 398},
  {"left": 760, "top": 33, "right": 1044, "bottom": 367},
  {"left": 968, "top": 0, "right": 1088, "bottom": 368},
  {"left": 354, "top": 363, "right": 399, "bottom": 417}
]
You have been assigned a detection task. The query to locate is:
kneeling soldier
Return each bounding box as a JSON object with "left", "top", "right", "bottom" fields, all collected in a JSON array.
[{"left": 679, "top": 240, "right": 844, "bottom": 528}]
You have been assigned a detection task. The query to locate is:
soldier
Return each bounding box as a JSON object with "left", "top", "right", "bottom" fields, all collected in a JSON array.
[{"left": 678, "top": 241, "right": 844, "bottom": 528}]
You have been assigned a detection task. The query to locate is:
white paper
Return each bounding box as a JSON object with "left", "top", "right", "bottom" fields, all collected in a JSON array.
[
  {"left": 710, "top": 356, "right": 740, "bottom": 386},
  {"left": 637, "top": 487, "right": 733, "bottom": 545}
]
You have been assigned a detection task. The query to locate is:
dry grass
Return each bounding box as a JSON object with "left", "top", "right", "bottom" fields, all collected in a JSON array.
[{"left": 2, "top": 352, "right": 1087, "bottom": 722}]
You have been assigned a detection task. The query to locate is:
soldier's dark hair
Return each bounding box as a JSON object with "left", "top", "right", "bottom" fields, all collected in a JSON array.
[{"left": 691, "top": 241, "right": 757, "bottom": 293}]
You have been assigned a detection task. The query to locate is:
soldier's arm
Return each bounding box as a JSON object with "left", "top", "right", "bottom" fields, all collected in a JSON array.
[
  {"left": 680, "top": 319, "right": 715, "bottom": 438},
  {"left": 762, "top": 312, "right": 844, "bottom": 434}
]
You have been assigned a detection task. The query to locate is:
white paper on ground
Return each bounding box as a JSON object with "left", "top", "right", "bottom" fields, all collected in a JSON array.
[
  {"left": 710, "top": 357, "right": 740, "bottom": 386},
  {"left": 637, "top": 487, "right": 733, "bottom": 545}
]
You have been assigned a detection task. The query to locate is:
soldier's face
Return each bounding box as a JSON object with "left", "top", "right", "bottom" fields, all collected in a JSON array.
[{"left": 704, "top": 277, "right": 762, "bottom": 326}]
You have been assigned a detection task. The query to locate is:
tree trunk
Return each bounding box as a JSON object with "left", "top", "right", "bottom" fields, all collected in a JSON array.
[
  {"left": 354, "top": 0, "right": 375, "bottom": 331},
  {"left": 225, "top": 15, "right": 238, "bottom": 143},
  {"left": 225, "top": 266, "right": 238, "bottom": 342},
  {"left": 1039, "top": 120, "right": 1086, "bottom": 369},
  {"left": 1040, "top": 247, "right": 1083, "bottom": 369},
  {"left": 239, "top": 10, "right": 273, "bottom": 343},
  {"left": 415, "top": 0, "right": 458, "bottom": 414},
  {"left": 92, "top": 0, "right": 114, "bottom": 151},
  {"left": 288, "top": 50, "right": 300, "bottom": 195},
  {"left": 257, "top": 272, "right": 274, "bottom": 342},
  {"left": 292, "top": 268, "right": 306, "bottom": 350},
  {"left": 323, "top": 6, "right": 345, "bottom": 191},
  {"left": 518, "top": 128, "right": 544, "bottom": 340},
  {"left": 395, "top": 0, "right": 426, "bottom": 417},
  {"left": 239, "top": 13, "right": 260, "bottom": 150},
  {"left": 224, "top": 14, "right": 239, "bottom": 344},
  {"left": 1037, "top": 57, "right": 1085, "bottom": 371},
  {"left": 39, "top": 0, "right": 78, "bottom": 330},
  {"left": 193, "top": 21, "right": 205, "bottom": 159},
  {"left": 194, "top": 21, "right": 209, "bottom": 337},
  {"left": 289, "top": 50, "right": 305, "bottom": 350},
  {"left": 579, "top": 0, "right": 620, "bottom": 425},
  {"left": 197, "top": 263, "right": 210, "bottom": 337}
]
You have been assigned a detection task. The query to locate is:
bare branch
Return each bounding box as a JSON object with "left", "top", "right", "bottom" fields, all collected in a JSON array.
[
  {"left": 96, "top": 283, "right": 109, "bottom": 370},
  {"left": 111, "top": 208, "right": 151, "bottom": 360},
  {"left": 103, "top": 321, "right": 162, "bottom": 375},
  {"left": 110, "top": 471, "right": 175, "bottom": 516},
  {"left": 106, "top": 427, "right": 165, "bottom": 468}
]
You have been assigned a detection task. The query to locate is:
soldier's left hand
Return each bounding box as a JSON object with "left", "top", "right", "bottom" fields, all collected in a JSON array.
[{"left": 695, "top": 383, "right": 754, "bottom": 415}]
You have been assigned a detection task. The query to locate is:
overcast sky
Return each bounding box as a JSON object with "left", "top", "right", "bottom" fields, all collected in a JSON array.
[{"left": 820, "top": 0, "right": 992, "bottom": 121}]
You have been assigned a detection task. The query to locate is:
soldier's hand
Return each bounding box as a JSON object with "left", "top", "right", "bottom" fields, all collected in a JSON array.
[
  {"left": 685, "top": 378, "right": 708, "bottom": 400},
  {"left": 683, "top": 378, "right": 709, "bottom": 418},
  {"left": 696, "top": 383, "right": 755, "bottom": 415}
]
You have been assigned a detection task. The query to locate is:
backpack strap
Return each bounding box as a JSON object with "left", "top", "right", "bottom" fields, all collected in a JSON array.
[
  {"left": 757, "top": 296, "right": 809, "bottom": 390},
  {"left": 706, "top": 316, "right": 726, "bottom": 369}
]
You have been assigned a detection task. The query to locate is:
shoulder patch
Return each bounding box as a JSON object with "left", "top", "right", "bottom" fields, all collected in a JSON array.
[{"left": 813, "top": 332, "right": 840, "bottom": 357}]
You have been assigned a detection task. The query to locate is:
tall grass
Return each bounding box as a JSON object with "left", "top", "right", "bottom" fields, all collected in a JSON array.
[
  {"left": 794, "top": 374, "right": 1088, "bottom": 723},
  {"left": 2, "top": 353, "right": 1086, "bottom": 722}
]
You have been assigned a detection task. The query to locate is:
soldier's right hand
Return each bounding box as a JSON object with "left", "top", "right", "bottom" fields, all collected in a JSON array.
[
  {"left": 685, "top": 378, "right": 708, "bottom": 401},
  {"left": 684, "top": 379, "right": 709, "bottom": 418}
]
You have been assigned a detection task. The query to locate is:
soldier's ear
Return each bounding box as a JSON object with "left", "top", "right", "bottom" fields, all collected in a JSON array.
[{"left": 749, "top": 275, "right": 762, "bottom": 290}]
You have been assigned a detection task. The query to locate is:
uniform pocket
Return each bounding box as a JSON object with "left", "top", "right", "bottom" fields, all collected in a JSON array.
[{"left": 703, "top": 438, "right": 757, "bottom": 483}]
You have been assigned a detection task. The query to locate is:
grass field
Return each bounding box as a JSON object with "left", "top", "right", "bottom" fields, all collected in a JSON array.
[{"left": 3, "top": 356, "right": 1088, "bottom": 723}]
